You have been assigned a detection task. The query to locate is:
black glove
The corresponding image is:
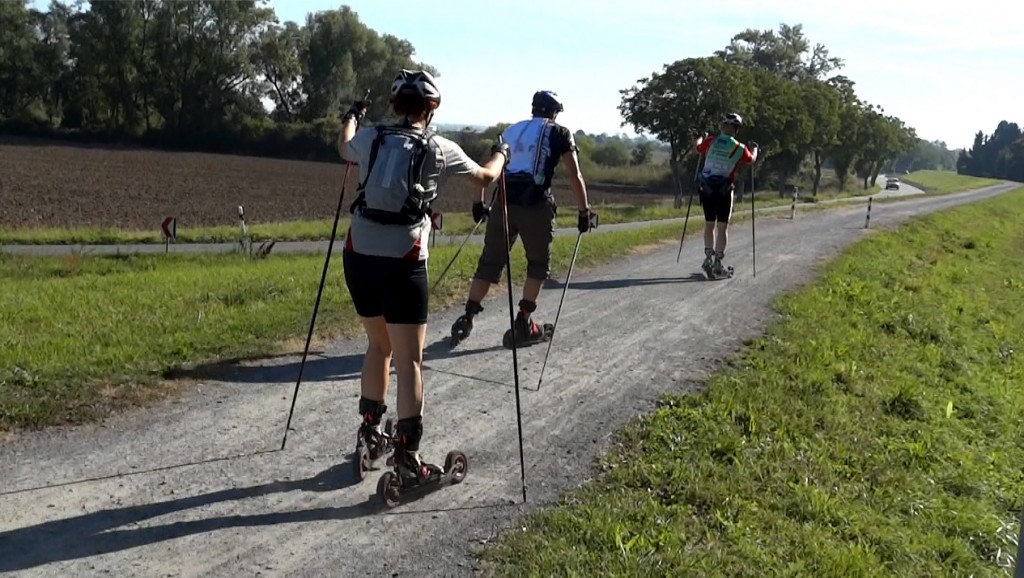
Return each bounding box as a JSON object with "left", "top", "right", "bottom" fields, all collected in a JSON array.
[
  {"left": 491, "top": 142, "right": 510, "bottom": 165},
  {"left": 472, "top": 201, "right": 490, "bottom": 223},
  {"left": 578, "top": 207, "right": 597, "bottom": 233},
  {"left": 342, "top": 99, "right": 371, "bottom": 123}
]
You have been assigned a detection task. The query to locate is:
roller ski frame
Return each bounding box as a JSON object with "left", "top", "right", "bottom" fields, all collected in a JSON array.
[
  {"left": 502, "top": 322, "right": 554, "bottom": 349},
  {"left": 376, "top": 450, "right": 468, "bottom": 508},
  {"left": 705, "top": 265, "right": 734, "bottom": 281},
  {"left": 354, "top": 418, "right": 396, "bottom": 481}
]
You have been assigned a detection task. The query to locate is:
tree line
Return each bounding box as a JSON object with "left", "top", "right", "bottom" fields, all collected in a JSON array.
[
  {"left": 616, "top": 23, "right": 928, "bottom": 196},
  {"left": 0, "top": 0, "right": 441, "bottom": 161},
  {"left": 0, "top": 3, "right": 974, "bottom": 191},
  {"left": 957, "top": 120, "right": 1024, "bottom": 182},
  {"left": 0, "top": 0, "right": 668, "bottom": 169}
]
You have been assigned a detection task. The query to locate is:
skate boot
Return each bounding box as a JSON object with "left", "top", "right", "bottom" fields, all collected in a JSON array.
[
  {"left": 710, "top": 251, "right": 734, "bottom": 280},
  {"left": 354, "top": 397, "right": 395, "bottom": 481},
  {"left": 502, "top": 300, "right": 553, "bottom": 349},
  {"left": 449, "top": 300, "right": 483, "bottom": 348},
  {"left": 701, "top": 247, "right": 715, "bottom": 278},
  {"left": 377, "top": 416, "right": 468, "bottom": 508}
]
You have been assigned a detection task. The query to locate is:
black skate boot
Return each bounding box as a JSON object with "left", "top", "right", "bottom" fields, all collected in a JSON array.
[
  {"left": 449, "top": 300, "right": 483, "bottom": 348},
  {"left": 354, "top": 397, "right": 395, "bottom": 481},
  {"left": 701, "top": 247, "right": 715, "bottom": 278},
  {"left": 377, "top": 416, "right": 468, "bottom": 508},
  {"left": 709, "top": 251, "right": 734, "bottom": 280},
  {"left": 502, "top": 299, "right": 553, "bottom": 349}
]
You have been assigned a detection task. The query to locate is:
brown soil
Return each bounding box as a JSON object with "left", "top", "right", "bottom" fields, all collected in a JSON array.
[{"left": 0, "top": 136, "right": 671, "bottom": 230}]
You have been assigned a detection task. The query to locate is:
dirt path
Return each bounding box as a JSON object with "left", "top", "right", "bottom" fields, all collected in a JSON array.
[{"left": 0, "top": 181, "right": 1017, "bottom": 578}]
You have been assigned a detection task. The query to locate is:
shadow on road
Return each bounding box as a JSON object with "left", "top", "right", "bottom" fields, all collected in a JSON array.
[
  {"left": 544, "top": 273, "right": 706, "bottom": 290},
  {"left": 0, "top": 460, "right": 368, "bottom": 572},
  {"left": 170, "top": 352, "right": 367, "bottom": 385},
  {"left": 0, "top": 456, "right": 517, "bottom": 573},
  {"left": 167, "top": 334, "right": 511, "bottom": 388}
]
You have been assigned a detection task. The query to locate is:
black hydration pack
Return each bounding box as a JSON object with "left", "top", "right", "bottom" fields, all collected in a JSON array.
[{"left": 350, "top": 124, "right": 444, "bottom": 225}]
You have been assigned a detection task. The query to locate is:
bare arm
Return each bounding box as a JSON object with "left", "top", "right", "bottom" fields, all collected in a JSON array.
[
  {"left": 468, "top": 149, "right": 508, "bottom": 188},
  {"left": 560, "top": 150, "right": 590, "bottom": 210},
  {"left": 337, "top": 115, "right": 360, "bottom": 163}
]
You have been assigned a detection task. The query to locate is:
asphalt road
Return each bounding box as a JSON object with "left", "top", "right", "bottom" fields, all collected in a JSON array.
[
  {"left": 0, "top": 180, "right": 1017, "bottom": 578},
  {"left": 0, "top": 178, "right": 923, "bottom": 257}
]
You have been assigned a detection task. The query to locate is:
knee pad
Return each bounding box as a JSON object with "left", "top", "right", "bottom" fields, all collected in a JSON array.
[
  {"left": 518, "top": 299, "right": 537, "bottom": 313},
  {"left": 397, "top": 416, "right": 423, "bottom": 451},
  {"left": 358, "top": 396, "right": 387, "bottom": 424}
]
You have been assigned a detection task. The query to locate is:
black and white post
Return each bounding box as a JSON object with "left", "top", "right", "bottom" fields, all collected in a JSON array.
[{"left": 864, "top": 196, "right": 873, "bottom": 229}]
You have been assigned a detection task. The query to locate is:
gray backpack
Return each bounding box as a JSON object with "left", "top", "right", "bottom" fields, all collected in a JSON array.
[{"left": 351, "top": 124, "right": 445, "bottom": 225}]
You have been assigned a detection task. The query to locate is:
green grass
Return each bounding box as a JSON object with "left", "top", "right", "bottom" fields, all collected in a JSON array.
[
  {"left": 481, "top": 186, "right": 1024, "bottom": 577},
  {"left": 900, "top": 170, "right": 1004, "bottom": 195},
  {"left": 0, "top": 220, "right": 687, "bottom": 430},
  {"left": 583, "top": 163, "right": 672, "bottom": 188}
]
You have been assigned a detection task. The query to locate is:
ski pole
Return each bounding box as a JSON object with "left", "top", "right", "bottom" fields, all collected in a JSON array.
[
  {"left": 496, "top": 137, "right": 527, "bottom": 504},
  {"left": 750, "top": 159, "right": 757, "bottom": 278},
  {"left": 280, "top": 159, "right": 353, "bottom": 450},
  {"left": 534, "top": 211, "right": 597, "bottom": 392},
  {"left": 676, "top": 154, "right": 704, "bottom": 264},
  {"left": 429, "top": 186, "right": 498, "bottom": 294}
]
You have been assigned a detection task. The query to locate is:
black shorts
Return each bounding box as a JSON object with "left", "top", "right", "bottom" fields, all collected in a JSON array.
[
  {"left": 343, "top": 249, "right": 428, "bottom": 325},
  {"left": 700, "top": 178, "right": 735, "bottom": 223}
]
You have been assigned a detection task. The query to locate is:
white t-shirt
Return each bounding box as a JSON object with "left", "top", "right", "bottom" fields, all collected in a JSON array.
[{"left": 345, "top": 126, "right": 481, "bottom": 261}]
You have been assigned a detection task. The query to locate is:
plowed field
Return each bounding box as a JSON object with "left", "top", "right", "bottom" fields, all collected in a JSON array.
[{"left": 0, "top": 136, "right": 669, "bottom": 230}]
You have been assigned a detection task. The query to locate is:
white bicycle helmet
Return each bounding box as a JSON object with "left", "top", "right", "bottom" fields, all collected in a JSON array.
[
  {"left": 391, "top": 69, "right": 442, "bottom": 107},
  {"left": 723, "top": 112, "right": 743, "bottom": 127}
]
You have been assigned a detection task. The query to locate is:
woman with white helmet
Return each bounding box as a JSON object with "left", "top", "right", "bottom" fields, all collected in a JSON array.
[{"left": 336, "top": 69, "right": 510, "bottom": 488}]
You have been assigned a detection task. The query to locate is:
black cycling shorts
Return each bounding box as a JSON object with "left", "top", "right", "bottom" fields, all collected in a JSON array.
[
  {"left": 700, "top": 178, "right": 735, "bottom": 223},
  {"left": 343, "top": 249, "right": 428, "bottom": 325}
]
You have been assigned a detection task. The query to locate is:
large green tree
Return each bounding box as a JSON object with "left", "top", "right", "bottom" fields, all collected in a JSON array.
[{"left": 618, "top": 56, "right": 756, "bottom": 204}]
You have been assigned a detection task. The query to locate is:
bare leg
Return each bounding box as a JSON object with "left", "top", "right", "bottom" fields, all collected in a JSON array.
[
  {"left": 704, "top": 221, "right": 716, "bottom": 251},
  {"left": 519, "top": 277, "right": 544, "bottom": 319},
  {"left": 387, "top": 323, "right": 427, "bottom": 420},
  {"left": 358, "top": 316, "right": 392, "bottom": 403},
  {"left": 714, "top": 222, "right": 728, "bottom": 254},
  {"left": 467, "top": 277, "right": 491, "bottom": 304}
]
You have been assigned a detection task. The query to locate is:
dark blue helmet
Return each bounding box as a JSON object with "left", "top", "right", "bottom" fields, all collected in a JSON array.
[{"left": 532, "top": 90, "right": 564, "bottom": 117}]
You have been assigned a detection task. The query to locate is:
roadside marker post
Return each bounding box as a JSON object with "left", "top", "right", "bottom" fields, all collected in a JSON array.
[
  {"left": 430, "top": 212, "right": 443, "bottom": 248},
  {"left": 865, "top": 196, "right": 873, "bottom": 229},
  {"left": 161, "top": 216, "right": 176, "bottom": 254},
  {"left": 237, "top": 205, "right": 249, "bottom": 254}
]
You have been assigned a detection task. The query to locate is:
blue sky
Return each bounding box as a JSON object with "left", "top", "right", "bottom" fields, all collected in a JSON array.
[{"left": 269, "top": 0, "right": 1021, "bottom": 149}]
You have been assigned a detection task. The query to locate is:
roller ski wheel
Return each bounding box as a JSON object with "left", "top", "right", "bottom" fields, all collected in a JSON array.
[
  {"left": 354, "top": 418, "right": 395, "bottom": 481},
  {"left": 705, "top": 265, "right": 734, "bottom": 281},
  {"left": 502, "top": 323, "right": 554, "bottom": 350},
  {"left": 376, "top": 450, "right": 469, "bottom": 509},
  {"left": 449, "top": 315, "right": 473, "bottom": 349}
]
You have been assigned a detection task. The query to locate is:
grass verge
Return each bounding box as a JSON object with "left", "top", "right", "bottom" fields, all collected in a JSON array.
[
  {"left": 0, "top": 219, "right": 687, "bottom": 430},
  {"left": 0, "top": 169, "right": 881, "bottom": 245},
  {"left": 480, "top": 187, "right": 1024, "bottom": 577},
  {"left": 900, "top": 170, "right": 1004, "bottom": 195}
]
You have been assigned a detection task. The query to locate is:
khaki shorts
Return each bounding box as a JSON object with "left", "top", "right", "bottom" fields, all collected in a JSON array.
[{"left": 473, "top": 199, "right": 556, "bottom": 282}]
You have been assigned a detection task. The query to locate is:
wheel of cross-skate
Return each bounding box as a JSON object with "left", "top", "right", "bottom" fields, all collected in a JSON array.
[
  {"left": 355, "top": 445, "right": 370, "bottom": 481},
  {"left": 444, "top": 450, "right": 468, "bottom": 484},
  {"left": 377, "top": 471, "right": 401, "bottom": 508},
  {"left": 383, "top": 418, "right": 395, "bottom": 446}
]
